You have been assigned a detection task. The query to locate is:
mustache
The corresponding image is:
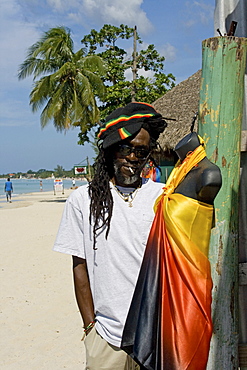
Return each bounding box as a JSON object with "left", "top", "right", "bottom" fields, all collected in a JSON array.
[
  {"left": 113, "top": 153, "right": 151, "bottom": 181},
  {"left": 115, "top": 162, "right": 141, "bottom": 173},
  {"left": 116, "top": 155, "right": 150, "bottom": 171}
]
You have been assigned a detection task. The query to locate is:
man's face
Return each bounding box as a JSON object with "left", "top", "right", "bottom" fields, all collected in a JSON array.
[{"left": 113, "top": 128, "right": 151, "bottom": 187}]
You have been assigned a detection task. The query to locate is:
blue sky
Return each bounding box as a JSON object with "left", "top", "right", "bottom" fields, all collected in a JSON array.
[{"left": 0, "top": 0, "right": 215, "bottom": 174}]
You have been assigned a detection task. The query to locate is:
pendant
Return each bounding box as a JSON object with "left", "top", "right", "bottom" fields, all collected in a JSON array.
[{"left": 113, "top": 185, "right": 138, "bottom": 207}]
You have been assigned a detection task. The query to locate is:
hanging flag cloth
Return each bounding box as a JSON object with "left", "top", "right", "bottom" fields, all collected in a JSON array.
[{"left": 121, "top": 140, "right": 214, "bottom": 370}]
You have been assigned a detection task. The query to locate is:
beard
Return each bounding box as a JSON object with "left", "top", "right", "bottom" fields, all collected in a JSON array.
[{"left": 113, "top": 160, "right": 142, "bottom": 186}]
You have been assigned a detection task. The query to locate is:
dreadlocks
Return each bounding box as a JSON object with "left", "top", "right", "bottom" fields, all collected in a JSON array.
[
  {"left": 88, "top": 131, "right": 163, "bottom": 249},
  {"left": 88, "top": 102, "right": 167, "bottom": 249},
  {"left": 88, "top": 142, "right": 114, "bottom": 249}
]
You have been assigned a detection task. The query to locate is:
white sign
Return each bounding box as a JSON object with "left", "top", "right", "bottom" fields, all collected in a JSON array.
[
  {"left": 74, "top": 166, "right": 87, "bottom": 175},
  {"left": 54, "top": 179, "right": 64, "bottom": 194}
]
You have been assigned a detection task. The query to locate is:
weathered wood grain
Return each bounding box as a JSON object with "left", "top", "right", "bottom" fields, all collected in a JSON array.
[{"left": 198, "top": 36, "right": 247, "bottom": 370}]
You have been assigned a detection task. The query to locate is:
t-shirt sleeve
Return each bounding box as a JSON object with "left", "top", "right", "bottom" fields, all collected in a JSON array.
[{"left": 53, "top": 193, "right": 85, "bottom": 258}]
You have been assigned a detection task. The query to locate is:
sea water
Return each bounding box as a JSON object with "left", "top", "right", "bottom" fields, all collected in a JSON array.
[{"left": 0, "top": 178, "right": 87, "bottom": 199}]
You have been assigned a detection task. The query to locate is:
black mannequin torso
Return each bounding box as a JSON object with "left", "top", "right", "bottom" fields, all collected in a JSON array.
[{"left": 174, "top": 132, "right": 222, "bottom": 205}]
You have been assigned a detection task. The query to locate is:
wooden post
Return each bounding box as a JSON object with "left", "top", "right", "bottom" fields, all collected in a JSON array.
[
  {"left": 131, "top": 26, "right": 137, "bottom": 102},
  {"left": 86, "top": 156, "right": 91, "bottom": 181},
  {"left": 198, "top": 36, "right": 247, "bottom": 370},
  {"left": 239, "top": 148, "right": 247, "bottom": 370}
]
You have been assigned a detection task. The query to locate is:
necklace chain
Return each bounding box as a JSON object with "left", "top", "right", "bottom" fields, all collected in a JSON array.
[{"left": 114, "top": 185, "right": 139, "bottom": 207}]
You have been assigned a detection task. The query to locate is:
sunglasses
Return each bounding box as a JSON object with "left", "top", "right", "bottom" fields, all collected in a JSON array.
[{"left": 117, "top": 144, "right": 150, "bottom": 159}]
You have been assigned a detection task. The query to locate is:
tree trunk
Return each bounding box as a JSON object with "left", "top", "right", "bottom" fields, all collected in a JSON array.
[
  {"left": 131, "top": 26, "right": 137, "bottom": 102},
  {"left": 198, "top": 36, "right": 247, "bottom": 370}
]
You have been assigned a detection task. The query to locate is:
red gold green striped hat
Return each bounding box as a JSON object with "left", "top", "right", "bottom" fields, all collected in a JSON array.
[{"left": 98, "top": 102, "right": 166, "bottom": 149}]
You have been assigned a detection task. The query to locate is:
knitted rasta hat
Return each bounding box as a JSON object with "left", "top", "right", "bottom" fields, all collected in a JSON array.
[{"left": 98, "top": 102, "right": 167, "bottom": 149}]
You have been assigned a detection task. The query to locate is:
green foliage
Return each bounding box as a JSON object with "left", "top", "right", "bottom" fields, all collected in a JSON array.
[
  {"left": 0, "top": 168, "right": 76, "bottom": 178},
  {"left": 81, "top": 24, "right": 175, "bottom": 123},
  {"left": 36, "top": 168, "right": 47, "bottom": 174},
  {"left": 36, "top": 170, "right": 54, "bottom": 178},
  {"left": 19, "top": 24, "right": 176, "bottom": 148},
  {"left": 18, "top": 26, "right": 106, "bottom": 142},
  {"left": 54, "top": 164, "right": 65, "bottom": 177},
  {"left": 82, "top": 24, "right": 135, "bottom": 53}
]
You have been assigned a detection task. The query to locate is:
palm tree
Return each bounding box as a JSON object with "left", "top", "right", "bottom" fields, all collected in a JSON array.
[
  {"left": 18, "top": 26, "right": 106, "bottom": 140},
  {"left": 54, "top": 164, "right": 65, "bottom": 177}
]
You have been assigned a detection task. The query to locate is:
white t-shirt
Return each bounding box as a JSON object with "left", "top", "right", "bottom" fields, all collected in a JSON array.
[{"left": 53, "top": 179, "right": 164, "bottom": 347}]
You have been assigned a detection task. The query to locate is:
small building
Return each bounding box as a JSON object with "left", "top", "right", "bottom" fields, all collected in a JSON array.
[{"left": 152, "top": 70, "right": 201, "bottom": 182}]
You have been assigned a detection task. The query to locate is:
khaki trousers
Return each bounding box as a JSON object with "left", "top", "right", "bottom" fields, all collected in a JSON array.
[{"left": 84, "top": 327, "right": 140, "bottom": 370}]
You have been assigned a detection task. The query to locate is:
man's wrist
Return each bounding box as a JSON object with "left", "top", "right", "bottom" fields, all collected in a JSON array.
[
  {"left": 81, "top": 320, "right": 96, "bottom": 340},
  {"left": 84, "top": 320, "right": 95, "bottom": 334}
]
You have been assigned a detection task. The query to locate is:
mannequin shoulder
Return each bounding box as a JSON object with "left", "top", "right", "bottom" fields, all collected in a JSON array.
[
  {"left": 199, "top": 159, "right": 222, "bottom": 188},
  {"left": 174, "top": 158, "right": 222, "bottom": 204},
  {"left": 197, "top": 159, "right": 222, "bottom": 203}
]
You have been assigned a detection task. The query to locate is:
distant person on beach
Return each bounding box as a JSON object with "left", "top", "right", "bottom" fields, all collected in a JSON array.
[
  {"left": 72, "top": 178, "right": 75, "bottom": 187},
  {"left": 53, "top": 102, "right": 167, "bottom": 369},
  {"left": 5, "top": 178, "right": 13, "bottom": 203},
  {"left": 40, "top": 180, "right": 43, "bottom": 191}
]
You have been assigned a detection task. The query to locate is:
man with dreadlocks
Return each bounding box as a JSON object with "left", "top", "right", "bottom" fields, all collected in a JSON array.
[{"left": 53, "top": 102, "right": 167, "bottom": 369}]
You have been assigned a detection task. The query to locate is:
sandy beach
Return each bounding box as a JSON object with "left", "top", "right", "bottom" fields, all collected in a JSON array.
[{"left": 0, "top": 189, "right": 86, "bottom": 369}]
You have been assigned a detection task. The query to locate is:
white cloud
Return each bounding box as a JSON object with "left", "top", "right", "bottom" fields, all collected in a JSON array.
[
  {"left": 184, "top": 1, "right": 214, "bottom": 28},
  {"left": 138, "top": 69, "right": 154, "bottom": 78},
  {"left": 124, "top": 68, "right": 133, "bottom": 81},
  {"left": 159, "top": 43, "right": 177, "bottom": 63},
  {"left": 85, "top": 0, "right": 152, "bottom": 33},
  {"left": 0, "top": 0, "right": 41, "bottom": 86},
  {"left": 124, "top": 68, "right": 154, "bottom": 82},
  {"left": 11, "top": 0, "right": 153, "bottom": 39},
  {"left": 184, "top": 19, "right": 196, "bottom": 28},
  {"left": 0, "top": 0, "right": 43, "bottom": 127},
  {"left": 193, "top": 1, "right": 214, "bottom": 24},
  {"left": 46, "top": 0, "right": 64, "bottom": 11},
  {"left": 46, "top": 0, "right": 81, "bottom": 13},
  {"left": 46, "top": 0, "right": 153, "bottom": 34}
]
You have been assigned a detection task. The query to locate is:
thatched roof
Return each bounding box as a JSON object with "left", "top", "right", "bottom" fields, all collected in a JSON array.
[{"left": 153, "top": 70, "right": 201, "bottom": 151}]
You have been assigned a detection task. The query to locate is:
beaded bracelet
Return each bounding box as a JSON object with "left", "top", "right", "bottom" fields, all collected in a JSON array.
[
  {"left": 81, "top": 320, "right": 95, "bottom": 341},
  {"left": 84, "top": 320, "right": 95, "bottom": 333}
]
